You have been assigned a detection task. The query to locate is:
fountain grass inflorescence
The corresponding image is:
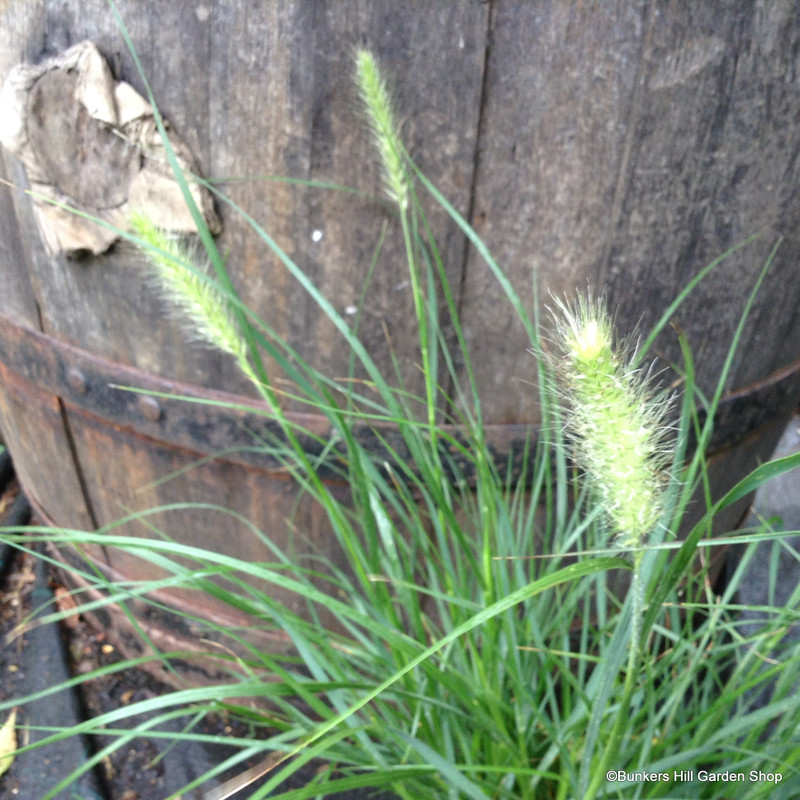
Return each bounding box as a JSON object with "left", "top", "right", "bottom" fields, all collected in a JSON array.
[
  {"left": 354, "top": 50, "right": 409, "bottom": 211},
  {"left": 129, "top": 210, "right": 255, "bottom": 382},
  {"left": 550, "top": 294, "right": 673, "bottom": 551}
]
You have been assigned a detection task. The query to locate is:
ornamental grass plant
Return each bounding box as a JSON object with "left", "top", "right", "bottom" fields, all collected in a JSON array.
[{"left": 1, "top": 24, "right": 800, "bottom": 800}]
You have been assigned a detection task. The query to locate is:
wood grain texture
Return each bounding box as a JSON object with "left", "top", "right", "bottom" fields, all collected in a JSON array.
[
  {"left": 0, "top": 1, "right": 490, "bottom": 622},
  {"left": 3, "top": 2, "right": 796, "bottom": 421},
  {"left": 459, "top": 1, "right": 800, "bottom": 423},
  {"left": 0, "top": 153, "right": 41, "bottom": 327},
  {"left": 0, "top": 365, "right": 96, "bottom": 531},
  {"left": 1, "top": 0, "right": 488, "bottom": 405},
  {"left": 1, "top": 2, "right": 800, "bottom": 610}
]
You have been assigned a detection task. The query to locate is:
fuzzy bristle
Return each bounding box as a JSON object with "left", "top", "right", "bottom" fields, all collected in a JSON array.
[
  {"left": 354, "top": 50, "right": 409, "bottom": 211},
  {"left": 550, "top": 294, "right": 673, "bottom": 549},
  {"left": 129, "top": 211, "right": 253, "bottom": 378}
]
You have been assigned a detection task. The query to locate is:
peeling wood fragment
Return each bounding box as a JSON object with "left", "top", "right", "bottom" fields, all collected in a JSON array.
[{"left": 0, "top": 41, "right": 221, "bottom": 256}]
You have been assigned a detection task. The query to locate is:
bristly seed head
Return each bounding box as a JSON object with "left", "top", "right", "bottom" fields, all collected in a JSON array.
[
  {"left": 354, "top": 49, "right": 409, "bottom": 211},
  {"left": 129, "top": 211, "right": 252, "bottom": 377},
  {"left": 549, "top": 293, "right": 674, "bottom": 550}
]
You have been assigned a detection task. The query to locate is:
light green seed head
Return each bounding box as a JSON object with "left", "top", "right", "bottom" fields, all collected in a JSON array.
[
  {"left": 550, "top": 294, "right": 672, "bottom": 550},
  {"left": 129, "top": 211, "right": 250, "bottom": 371},
  {"left": 354, "top": 49, "right": 409, "bottom": 211}
]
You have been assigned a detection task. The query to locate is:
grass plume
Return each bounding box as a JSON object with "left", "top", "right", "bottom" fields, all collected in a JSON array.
[
  {"left": 129, "top": 211, "right": 256, "bottom": 383},
  {"left": 355, "top": 49, "right": 409, "bottom": 211},
  {"left": 550, "top": 294, "right": 673, "bottom": 550}
]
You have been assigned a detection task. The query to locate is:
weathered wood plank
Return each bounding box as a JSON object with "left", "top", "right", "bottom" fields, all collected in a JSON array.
[
  {"left": 602, "top": 2, "right": 800, "bottom": 390},
  {"left": 4, "top": 2, "right": 800, "bottom": 425},
  {"left": 205, "top": 0, "right": 489, "bottom": 403},
  {"left": 459, "top": 0, "right": 800, "bottom": 423},
  {"left": 0, "top": 365, "right": 95, "bottom": 531},
  {"left": 1, "top": 1, "right": 489, "bottom": 409},
  {"left": 2, "top": 2, "right": 800, "bottom": 647},
  {"left": 0, "top": 1, "right": 47, "bottom": 330},
  {"left": 0, "top": 2, "right": 490, "bottom": 600},
  {"left": 0, "top": 154, "right": 41, "bottom": 326}
]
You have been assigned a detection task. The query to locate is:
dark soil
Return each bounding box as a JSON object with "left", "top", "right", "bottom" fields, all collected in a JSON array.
[
  {"left": 0, "top": 473, "right": 394, "bottom": 800},
  {"left": 0, "top": 482, "right": 183, "bottom": 800}
]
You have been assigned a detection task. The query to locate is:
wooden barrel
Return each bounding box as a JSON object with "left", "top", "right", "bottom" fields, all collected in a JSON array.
[{"left": 2, "top": 2, "right": 800, "bottom": 666}]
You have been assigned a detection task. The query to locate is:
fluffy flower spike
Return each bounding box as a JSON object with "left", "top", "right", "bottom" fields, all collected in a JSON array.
[
  {"left": 550, "top": 293, "right": 673, "bottom": 550},
  {"left": 354, "top": 49, "right": 409, "bottom": 211},
  {"left": 129, "top": 211, "right": 253, "bottom": 380}
]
